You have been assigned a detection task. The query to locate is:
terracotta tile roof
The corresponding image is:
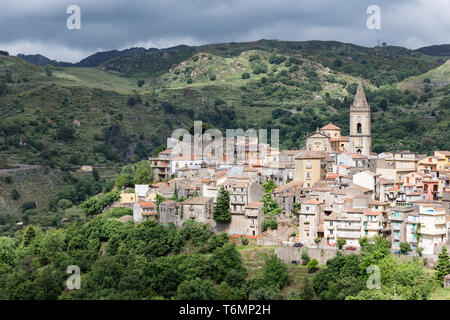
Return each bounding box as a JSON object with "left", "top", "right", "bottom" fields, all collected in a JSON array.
[
  {"left": 197, "top": 178, "right": 211, "bottom": 183},
  {"left": 330, "top": 188, "right": 346, "bottom": 195},
  {"left": 273, "top": 180, "right": 302, "bottom": 193},
  {"left": 294, "top": 151, "right": 326, "bottom": 159},
  {"left": 182, "top": 196, "right": 213, "bottom": 205},
  {"left": 408, "top": 192, "right": 424, "bottom": 196},
  {"left": 159, "top": 149, "right": 173, "bottom": 155},
  {"left": 321, "top": 122, "right": 341, "bottom": 130},
  {"left": 345, "top": 153, "right": 368, "bottom": 159},
  {"left": 281, "top": 150, "right": 302, "bottom": 156},
  {"left": 245, "top": 201, "right": 264, "bottom": 209},
  {"left": 139, "top": 201, "right": 154, "bottom": 208},
  {"left": 379, "top": 178, "right": 394, "bottom": 185},
  {"left": 280, "top": 192, "right": 297, "bottom": 197},
  {"left": 326, "top": 172, "right": 342, "bottom": 179},
  {"left": 364, "top": 210, "right": 381, "bottom": 216},
  {"left": 346, "top": 208, "right": 365, "bottom": 213},
  {"left": 303, "top": 199, "right": 323, "bottom": 205},
  {"left": 160, "top": 200, "right": 179, "bottom": 207}
]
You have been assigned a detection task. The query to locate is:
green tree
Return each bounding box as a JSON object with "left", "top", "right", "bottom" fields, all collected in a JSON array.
[
  {"left": 301, "top": 250, "right": 310, "bottom": 265},
  {"left": 209, "top": 242, "right": 246, "bottom": 283},
  {"left": 263, "top": 179, "right": 277, "bottom": 193},
  {"left": 10, "top": 189, "right": 20, "bottom": 200},
  {"left": 399, "top": 242, "right": 412, "bottom": 255},
  {"left": 300, "top": 278, "right": 315, "bottom": 300},
  {"left": 435, "top": 246, "right": 450, "bottom": 286},
  {"left": 92, "top": 168, "right": 100, "bottom": 181},
  {"left": 307, "top": 259, "right": 319, "bottom": 273},
  {"left": 155, "top": 193, "right": 166, "bottom": 213},
  {"left": 263, "top": 254, "right": 289, "bottom": 289},
  {"left": 337, "top": 239, "right": 346, "bottom": 250},
  {"left": 416, "top": 247, "right": 424, "bottom": 257},
  {"left": 176, "top": 278, "right": 218, "bottom": 300},
  {"left": 212, "top": 186, "right": 231, "bottom": 223},
  {"left": 22, "top": 225, "right": 38, "bottom": 246},
  {"left": 115, "top": 172, "right": 134, "bottom": 189},
  {"left": 171, "top": 184, "right": 179, "bottom": 201},
  {"left": 0, "top": 237, "right": 16, "bottom": 266},
  {"left": 134, "top": 160, "right": 152, "bottom": 184}
]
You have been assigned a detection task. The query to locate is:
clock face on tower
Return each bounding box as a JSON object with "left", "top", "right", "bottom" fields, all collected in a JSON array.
[{"left": 357, "top": 116, "right": 361, "bottom": 121}]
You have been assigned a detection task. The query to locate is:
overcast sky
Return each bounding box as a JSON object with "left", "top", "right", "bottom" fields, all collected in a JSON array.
[{"left": 0, "top": 0, "right": 449, "bottom": 62}]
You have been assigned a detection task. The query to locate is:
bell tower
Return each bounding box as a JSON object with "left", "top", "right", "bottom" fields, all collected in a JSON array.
[{"left": 349, "top": 82, "right": 371, "bottom": 156}]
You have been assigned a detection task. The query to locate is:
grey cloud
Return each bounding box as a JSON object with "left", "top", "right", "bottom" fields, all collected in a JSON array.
[{"left": 0, "top": 0, "right": 448, "bottom": 62}]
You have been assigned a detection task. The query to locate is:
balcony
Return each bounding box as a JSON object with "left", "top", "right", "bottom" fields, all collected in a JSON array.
[
  {"left": 420, "top": 228, "right": 446, "bottom": 236},
  {"left": 389, "top": 215, "right": 403, "bottom": 222},
  {"left": 337, "top": 224, "right": 361, "bottom": 230},
  {"left": 337, "top": 231, "right": 360, "bottom": 239}
]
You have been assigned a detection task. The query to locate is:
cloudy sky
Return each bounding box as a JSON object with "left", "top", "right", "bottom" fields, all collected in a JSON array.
[{"left": 0, "top": 0, "right": 449, "bottom": 62}]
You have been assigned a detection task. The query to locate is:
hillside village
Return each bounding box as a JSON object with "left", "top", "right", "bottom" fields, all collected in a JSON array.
[{"left": 116, "top": 81, "right": 450, "bottom": 261}]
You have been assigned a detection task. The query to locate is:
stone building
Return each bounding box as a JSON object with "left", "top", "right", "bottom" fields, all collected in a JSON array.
[
  {"left": 180, "top": 196, "right": 214, "bottom": 225},
  {"left": 349, "top": 82, "right": 371, "bottom": 156},
  {"left": 299, "top": 199, "right": 325, "bottom": 245},
  {"left": 133, "top": 201, "right": 156, "bottom": 223},
  {"left": 159, "top": 200, "right": 180, "bottom": 226}
]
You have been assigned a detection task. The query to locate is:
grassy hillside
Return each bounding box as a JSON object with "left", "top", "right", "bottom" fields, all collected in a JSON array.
[
  {"left": 1, "top": 40, "right": 449, "bottom": 172},
  {"left": 398, "top": 59, "right": 450, "bottom": 92}
]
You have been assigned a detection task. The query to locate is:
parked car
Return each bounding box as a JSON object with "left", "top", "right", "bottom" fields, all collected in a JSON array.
[
  {"left": 291, "top": 260, "right": 300, "bottom": 265},
  {"left": 345, "top": 246, "right": 357, "bottom": 250},
  {"left": 293, "top": 243, "right": 304, "bottom": 248}
]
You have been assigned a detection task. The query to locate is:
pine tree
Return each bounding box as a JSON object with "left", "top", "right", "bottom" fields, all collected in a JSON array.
[
  {"left": 92, "top": 168, "right": 100, "bottom": 181},
  {"left": 435, "top": 246, "right": 450, "bottom": 286},
  {"left": 213, "top": 186, "right": 231, "bottom": 223},
  {"left": 171, "top": 184, "right": 179, "bottom": 201}
]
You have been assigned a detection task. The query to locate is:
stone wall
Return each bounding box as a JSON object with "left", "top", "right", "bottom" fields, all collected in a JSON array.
[{"left": 275, "top": 245, "right": 359, "bottom": 264}]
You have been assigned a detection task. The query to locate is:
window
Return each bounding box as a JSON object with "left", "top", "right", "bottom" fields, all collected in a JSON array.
[
  {"left": 357, "top": 123, "right": 362, "bottom": 134},
  {"left": 306, "top": 172, "right": 311, "bottom": 180},
  {"left": 306, "top": 160, "right": 311, "bottom": 169},
  {"left": 330, "top": 230, "right": 333, "bottom": 235}
]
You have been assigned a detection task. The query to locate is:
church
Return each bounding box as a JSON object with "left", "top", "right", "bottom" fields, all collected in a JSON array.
[{"left": 305, "top": 82, "right": 371, "bottom": 156}]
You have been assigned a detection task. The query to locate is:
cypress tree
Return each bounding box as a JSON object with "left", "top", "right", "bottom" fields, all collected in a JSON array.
[
  {"left": 213, "top": 186, "right": 231, "bottom": 223},
  {"left": 435, "top": 246, "right": 450, "bottom": 286}
]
